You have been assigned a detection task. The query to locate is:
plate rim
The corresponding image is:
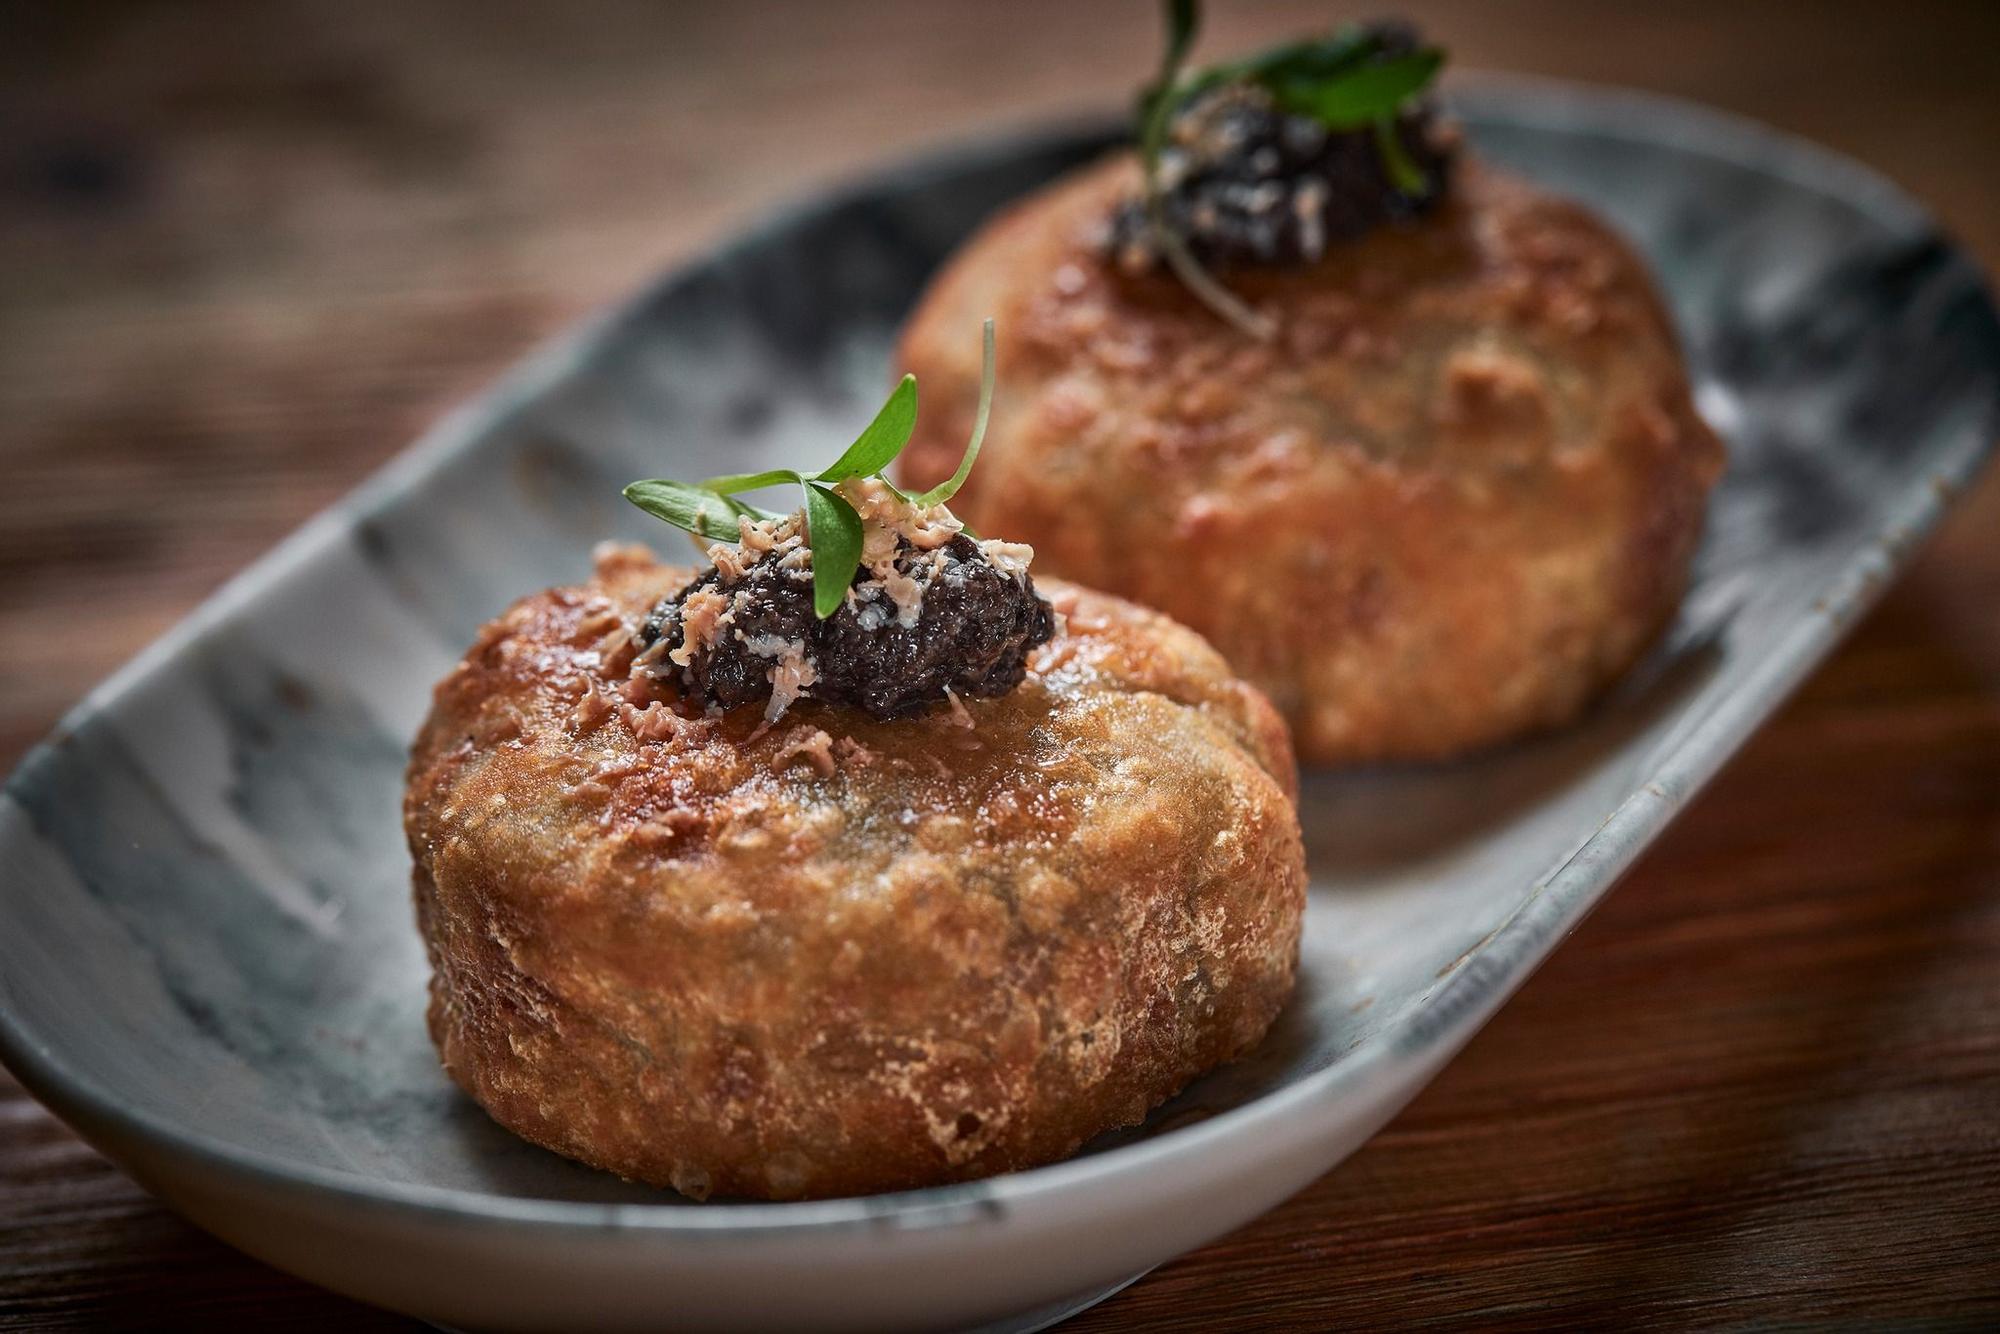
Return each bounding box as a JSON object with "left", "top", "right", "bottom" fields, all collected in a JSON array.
[{"left": 2, "top": 74, "right": 1995, "bottom": 1239}]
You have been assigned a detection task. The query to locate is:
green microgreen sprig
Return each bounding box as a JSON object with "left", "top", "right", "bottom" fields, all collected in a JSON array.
[
  {"left": 623, "top": 319, "right": 996, "bottom": 620},
  {"left": 1136, "top": 1, "right": 1446, "bottom": 337},
  {"left": 1138, "top": 0, "right": 1272, "bottom": 340}
]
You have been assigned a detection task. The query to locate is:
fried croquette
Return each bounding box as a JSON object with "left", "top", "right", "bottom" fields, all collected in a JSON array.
[
  {"left": 896, "top": 158, "right": 1724, "bottom": 765},
  {"left": 404, "top": 544, "right": 1304, "bottom": 1200}
]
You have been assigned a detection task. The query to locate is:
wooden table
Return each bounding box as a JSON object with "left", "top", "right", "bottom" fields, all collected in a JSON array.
[{"left": 3, "top": 2, "right": 1996, "bottom": 1327}]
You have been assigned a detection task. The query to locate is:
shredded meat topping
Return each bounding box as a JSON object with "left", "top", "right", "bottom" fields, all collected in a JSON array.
[
  {"left": 635, "top": 508, "right": 1056, "bottom": 723},
  {"left": 1109, "top": 21, "right": 1454, "bottom": 271}
]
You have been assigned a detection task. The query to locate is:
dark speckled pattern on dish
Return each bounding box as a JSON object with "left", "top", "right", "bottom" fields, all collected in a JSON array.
[{"left": 1, "top": 85, "right": 1995, "bottom": 1241}]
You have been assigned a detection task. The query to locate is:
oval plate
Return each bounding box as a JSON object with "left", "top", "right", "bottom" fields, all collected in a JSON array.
[{"left": 2, "top": 78, "right": 1996, "bottom": 1333}]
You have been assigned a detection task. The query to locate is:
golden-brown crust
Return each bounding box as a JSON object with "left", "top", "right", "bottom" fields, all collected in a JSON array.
[
  {"left": 404, "top": 546, "right": 1304, "bottom": 1200},
  {"left": 896, "top": 155, "right": 1724, "bottom": 765}
]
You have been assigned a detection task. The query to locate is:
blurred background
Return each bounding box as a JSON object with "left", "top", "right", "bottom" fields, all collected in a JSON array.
[
  {"left": 2, "top": 2, "right": 1997, "bottom": 1328},
  {"left": 1, "top": 0, "right": 1995, "bottom": 761}
]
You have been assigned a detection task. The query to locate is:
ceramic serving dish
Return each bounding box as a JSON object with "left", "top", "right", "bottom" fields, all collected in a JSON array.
[{"left": 2, "top": 77, "right": 1996, "bottom": 1333}]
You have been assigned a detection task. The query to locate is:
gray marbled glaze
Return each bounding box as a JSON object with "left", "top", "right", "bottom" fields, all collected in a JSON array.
[{"left": 0, "top": 79, "right": 1995, "bottom": 1333}]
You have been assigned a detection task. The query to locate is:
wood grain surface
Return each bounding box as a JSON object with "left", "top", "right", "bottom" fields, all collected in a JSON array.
[{"left": 3, "top": 1, "right": 1997, "bottom": 1328}]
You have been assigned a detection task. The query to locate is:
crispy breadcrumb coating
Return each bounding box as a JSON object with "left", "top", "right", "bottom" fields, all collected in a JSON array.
[
  {"left": 406, "top": 545, "right": 1304, "bottom": 1200},
  {"left": 897, "top": 158, "right": 1724, "bottom": 765}
]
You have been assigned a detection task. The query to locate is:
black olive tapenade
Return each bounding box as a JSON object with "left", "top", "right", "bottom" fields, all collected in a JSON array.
[
  {"left": 637, "top": 533, "right": 1056, "bottom": 722},
  {"left": 1110, "top": 20, "right": 1454, "bottom": 271}
]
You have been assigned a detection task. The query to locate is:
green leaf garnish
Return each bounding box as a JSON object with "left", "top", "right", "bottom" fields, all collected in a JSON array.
[
  {"left": 913, "top": 319, "right": 994, "bottom": 508},
  {"left": 1191, "top": 24, "right": 1414, "bottom": 105},
  {"left": 815, "top": 375, "right": 917, "bottom": 482},
  {"left": 1272, "top": 49, "right": 1443, "bottom": 127},
  {"left": 1372, "top": 118, "right": 1427, "bottom": 195},
  {"left": 801, "top": 482, "right": 864, "bottom": 618},
  {"left": 697, "top": 467, "right": 796, "bottom": 493},
  {"left": 1136, "top": 3, "right": 1446, "bottom": 333},
  {"left": 622, "top": 323, "right": 998, "bottom": 619},
  {"left": 1160, "top": 0, "right": 1199, "bottom": 90},
  {"left": 1138, "top": 0, "right": 1273, "bottom": 340},
  {"left": 621, "top": 479, "right": 775, "bottom": 540}
]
